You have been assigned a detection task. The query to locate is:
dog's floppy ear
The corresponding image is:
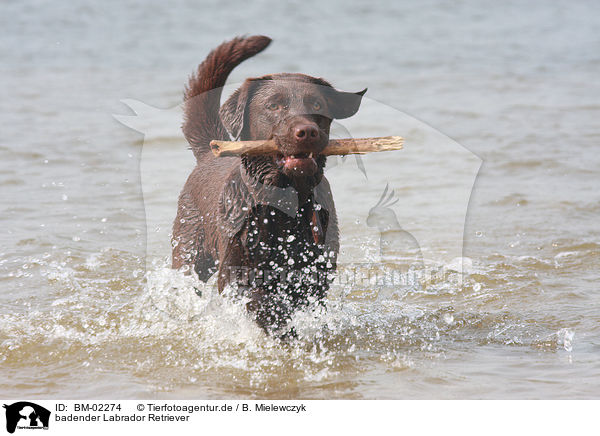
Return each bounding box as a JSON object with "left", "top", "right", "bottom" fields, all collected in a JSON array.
[
  {"left": 219, "top": 78, "right": 258, "bottom": 140},
  {"left": 326, "top": 87, "right": 367, "bottom": 120}
]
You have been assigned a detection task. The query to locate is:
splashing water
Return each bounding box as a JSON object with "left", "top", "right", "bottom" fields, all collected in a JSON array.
[{"left": 1, "top": 243, "right": 590, "bottom": 399}]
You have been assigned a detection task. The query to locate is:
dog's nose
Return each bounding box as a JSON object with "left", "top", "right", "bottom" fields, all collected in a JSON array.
[{"left": 293, "top": 124, "right": 319, "bottom": 142}]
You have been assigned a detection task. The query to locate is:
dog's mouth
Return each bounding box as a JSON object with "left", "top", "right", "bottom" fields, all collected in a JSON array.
[{"left": 275, "top": 152, "right": 318, "bottom": 175}]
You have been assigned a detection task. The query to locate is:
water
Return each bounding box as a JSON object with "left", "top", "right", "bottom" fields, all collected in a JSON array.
[{"left": 1, "top": 0, "right": 599, "bottom": 399}]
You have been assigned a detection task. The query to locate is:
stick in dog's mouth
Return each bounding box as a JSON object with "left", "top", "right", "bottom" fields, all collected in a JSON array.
[{"left": 209, "top": 136, "right": 404, "bottom": 157}]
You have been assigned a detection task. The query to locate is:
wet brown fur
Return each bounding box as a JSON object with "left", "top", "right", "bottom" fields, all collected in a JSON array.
[{"left": 172, "top": 36, "right": 365, "bottom": 334}]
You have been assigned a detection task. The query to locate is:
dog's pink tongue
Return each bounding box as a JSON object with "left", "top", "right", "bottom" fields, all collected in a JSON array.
[{"left": 283, "top": 156, "right": 317, "bottom": 174}]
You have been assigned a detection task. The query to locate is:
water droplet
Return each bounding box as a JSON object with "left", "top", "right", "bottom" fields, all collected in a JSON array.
[{"left": 558, "top": 328, "right": 575, "bottom": 352}]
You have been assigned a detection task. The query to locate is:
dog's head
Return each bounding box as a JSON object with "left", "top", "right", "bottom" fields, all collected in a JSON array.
[{"left": 220, "top": 73, "right": 366, "bottom": 186}]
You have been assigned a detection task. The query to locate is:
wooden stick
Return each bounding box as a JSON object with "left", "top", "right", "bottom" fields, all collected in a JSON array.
[{"left": 210, "top": 136, "right": 403, "bottom": 157}]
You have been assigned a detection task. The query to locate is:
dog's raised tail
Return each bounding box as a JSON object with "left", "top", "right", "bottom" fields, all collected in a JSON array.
[{"left": 183, "top": 35, "right": 271, "bottom": 160}]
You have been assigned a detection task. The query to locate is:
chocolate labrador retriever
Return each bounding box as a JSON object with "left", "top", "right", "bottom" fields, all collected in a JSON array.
[{"left": 172, "top": 35, "right": 365, "bottom": 334}]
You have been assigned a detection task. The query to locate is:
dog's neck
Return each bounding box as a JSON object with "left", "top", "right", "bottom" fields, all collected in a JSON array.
[{"left": 240, "top": 155, "right": 325, "bottom": 206}]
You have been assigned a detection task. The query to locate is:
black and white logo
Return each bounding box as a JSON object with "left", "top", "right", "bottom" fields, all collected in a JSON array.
[{"left": 3, "top": 402, "right": 50, "bottom": 434}]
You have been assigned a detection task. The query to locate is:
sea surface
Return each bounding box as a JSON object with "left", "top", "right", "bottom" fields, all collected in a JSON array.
[{"left": 1, "top": 0, "right": 599, "bottom": 399}]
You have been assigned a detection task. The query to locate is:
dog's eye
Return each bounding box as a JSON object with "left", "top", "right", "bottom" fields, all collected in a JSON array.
[
  {"left": 267, "top": 102, "right": 280, "bottom": 111},
  {"left": 312, "top": 101, "right": 322, "bottom": 111}
]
